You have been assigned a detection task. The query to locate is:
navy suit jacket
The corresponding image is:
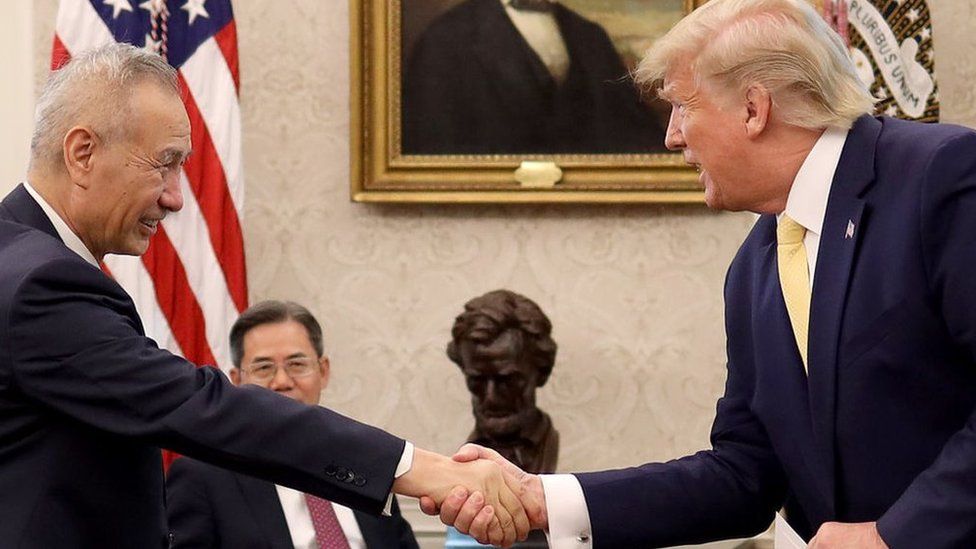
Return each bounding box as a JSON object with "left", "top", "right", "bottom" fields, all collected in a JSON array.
[
  {"left": 576, "top": 116, "right": 976, "bottom": 548},
  {"left": 166, "top": 457, "right": 419, "bottom": 548},
  {"left": 0, "top": 184, "right": 405, "bottom": 548},
  {"left": 402, "top": 0, "right": 665, "bottom": 154}
]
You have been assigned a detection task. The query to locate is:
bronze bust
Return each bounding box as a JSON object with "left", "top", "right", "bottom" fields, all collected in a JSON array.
[{"left": 447, "top": 290, "right": 559, "bottom": 474}]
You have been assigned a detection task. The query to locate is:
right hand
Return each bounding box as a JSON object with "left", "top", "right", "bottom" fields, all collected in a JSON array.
[
  {"left": 393, "top": 448, "right": 529, "bottom": 546},
  {"left": 420, "top": 444, "right": 549, "bottom": 536}
]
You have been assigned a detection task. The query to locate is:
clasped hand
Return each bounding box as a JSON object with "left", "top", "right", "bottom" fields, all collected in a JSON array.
[{"left": 418, "top": 444, "right": 548, "bottom": 547}]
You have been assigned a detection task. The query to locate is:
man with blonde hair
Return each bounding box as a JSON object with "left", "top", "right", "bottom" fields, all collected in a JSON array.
[{"left": 432, "top": 0, "right": 976, "bottom": 547}]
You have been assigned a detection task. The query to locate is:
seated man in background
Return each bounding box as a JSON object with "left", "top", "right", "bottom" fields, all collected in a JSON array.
[{"left": 167, "top": 301, "right": 420, "bottom": 548}]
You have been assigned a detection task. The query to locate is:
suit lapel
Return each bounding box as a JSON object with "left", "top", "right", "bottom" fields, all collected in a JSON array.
[
  {"left": 806, "top": 116, "right": 881, "bottom": 516},
  {"left": 0, "top": 183, "right": 60, "bottom": 241},
  {"left": 234, "top": 474, "right": 294, "bottom": 549}
]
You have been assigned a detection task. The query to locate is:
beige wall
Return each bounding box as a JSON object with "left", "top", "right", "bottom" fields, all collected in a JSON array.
[
  {"left": 28, "top": 1, "right": 976, "bottom": 539},
  {"left": 1, "top": 1, "right": 33, "bottom": 197}
]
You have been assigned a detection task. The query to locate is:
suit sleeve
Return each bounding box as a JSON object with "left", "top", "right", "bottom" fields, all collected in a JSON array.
[
  {"left": 877, "top": 131, "right": 976, "bottom": 547},
  {"left": 166, "top": 457, "right": 218, "bottom": 549},
  {"left": 574, "top": 268, "right": 787, "bottom": 548},
  {"left": 3, "top": 258, "right": 404, "bottom": 515}
]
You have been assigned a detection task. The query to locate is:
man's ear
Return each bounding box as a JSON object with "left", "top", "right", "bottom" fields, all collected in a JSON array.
[
  {"left": 229, "top": 367, "right": 241, "bottom": 386},
  {"left": 319, "top": 356, "right": 331, "bottom": 388},
  {"left": 744, "top": 84, "right": 772, "bottom": 138},
  {"left": 63, "top": 126, "right": 97, "bottom": 188}
]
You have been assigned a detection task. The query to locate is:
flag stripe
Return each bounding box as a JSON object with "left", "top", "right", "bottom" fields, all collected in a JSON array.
[
  {"left": 51, "top": 35, "right": 71, "bottom": 70},
  {"left": 165, "top": 172, "right": 239, "bottom": 372},
  {"left": 177, "top": 73, "right": 248, "bottom": 313},
  {"left": 214, "top": 21, "right": 240, "bottom": 93},
  {"left": 142, "top": 227, "right": 218, "bottom": 367},
  {"left": 103, "top": 255, "right": 181, "bottom": 353},
  {"left": 55, "top": 0, "right": 114, "bottom": 57},
  {"left": 178, "top": 38, "right": 245, "bottom": 215}
]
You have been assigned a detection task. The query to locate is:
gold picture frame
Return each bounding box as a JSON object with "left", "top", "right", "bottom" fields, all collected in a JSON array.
[{"left": 351, "top": 0, "right": 704, "bottom": 203}]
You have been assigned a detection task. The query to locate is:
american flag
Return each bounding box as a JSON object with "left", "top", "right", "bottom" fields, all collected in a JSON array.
[{"left": 51, "top": 1, "right": 247, "bottom": 407}]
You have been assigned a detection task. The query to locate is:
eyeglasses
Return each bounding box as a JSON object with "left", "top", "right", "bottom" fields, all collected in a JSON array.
[{"left": 243, "top": 358, "right": 318, "bottom": 382}]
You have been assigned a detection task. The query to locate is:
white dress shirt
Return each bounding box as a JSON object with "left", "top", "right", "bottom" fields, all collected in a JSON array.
[
  {"left": 538, "top": 126, "right": 850, "bottom": 548},
  {"left": 501, "top": 0, "right": 570, "bottom": 85}
]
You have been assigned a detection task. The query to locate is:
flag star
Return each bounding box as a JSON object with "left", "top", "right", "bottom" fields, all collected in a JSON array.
[
  {"left": 920, "top": 27, "right": 932, "bottom": 41},
  {"left": 103, "top": 0, "right": 134, "bottom": 19},
  {"left": 906, "top": 8, "right": 920, "bottom": 22},
  {"left": 181, "top": 0, "right": 210, "bottom": 25},
  {"left": 139, "top": 0, "right": 166, "bottom": 15},
  {"left": 874, "top": 86, "right": 890, "bottom": 101}
]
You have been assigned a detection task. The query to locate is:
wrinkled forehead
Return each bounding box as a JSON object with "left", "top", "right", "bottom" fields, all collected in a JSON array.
[{"left": 658, "top": 62, "right": 696, "bottom": 101}]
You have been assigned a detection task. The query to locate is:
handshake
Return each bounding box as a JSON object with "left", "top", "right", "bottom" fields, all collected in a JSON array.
[{"left": 393, "top": 444, "right": 549, "bottom": 547}]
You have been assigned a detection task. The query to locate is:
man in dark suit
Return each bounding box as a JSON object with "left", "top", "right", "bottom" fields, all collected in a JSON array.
[
  {"left": 431, "top": 0, "right": 976, "bottom": 547},
  {"left": 0, "top": 42, "right": 527, "bottom": 549},
  {"left": 402, "top": 0, "right": 666, "bottom": 155},
  {"left": 167, "top": 301, "right": 419, "bottom": 548}
]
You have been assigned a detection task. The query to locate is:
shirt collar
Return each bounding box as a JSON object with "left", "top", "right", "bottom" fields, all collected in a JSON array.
[
  {"left": 781, "top": 126, "right": 849, "bottom": 235},
  {"left": 23, "top": 181, "right": 100, "bottom": 268}
]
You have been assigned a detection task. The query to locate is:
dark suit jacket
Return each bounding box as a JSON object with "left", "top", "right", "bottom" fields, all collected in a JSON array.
[
  {"left": 575, "top": 116, "right": 976, "bottom": 548},
  {"left": 402, "top": 0, "right": 665, "bottom": 155},
  {"left": 0, "top": 184, "right": 405, "bottom": 548},
  {"left": 166, "top": 457, "right": 419, "bottom": 548}
]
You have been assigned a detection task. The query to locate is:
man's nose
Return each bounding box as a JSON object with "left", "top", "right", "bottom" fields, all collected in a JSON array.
[
  {"left": 484, "top": 380, "right": 501, "bottom": 404},
  {"left": 160, "top": 171, "right": 184, "bottom": 213},
  {"left": 664, "top": 107, "right": 685, "bottom": 151},
  {"left": 269, "top": 366, "right": 294, "bottom": 391}
]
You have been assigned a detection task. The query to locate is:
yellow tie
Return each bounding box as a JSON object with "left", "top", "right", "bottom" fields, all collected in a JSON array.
[{"left": 777, "top": 215, "right": 811, "bottom": 372}]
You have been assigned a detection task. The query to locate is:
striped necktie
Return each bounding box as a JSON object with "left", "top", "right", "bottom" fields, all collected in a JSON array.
[{"left": 777, "top": 215, "right": 811, "bottom": 372}]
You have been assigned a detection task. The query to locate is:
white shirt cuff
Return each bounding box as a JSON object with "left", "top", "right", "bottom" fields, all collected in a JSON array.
[
  {"left": 383, "top": 441, "right": 414, "bottom": 516},
  {"left": 540, "top": 474, "right": 593, "bottom": 549}
]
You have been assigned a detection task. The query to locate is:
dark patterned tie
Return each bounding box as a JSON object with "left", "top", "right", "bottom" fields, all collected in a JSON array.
[{"left": 304, "top": 493, "right": 351, "bottom": 549}]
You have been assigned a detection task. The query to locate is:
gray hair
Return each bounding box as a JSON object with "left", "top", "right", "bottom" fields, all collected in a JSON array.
[
  {"left": 636, "top": 0, "right": 874, "bottom": 129},
  {"left": 229, "top": 301, "right": 327, "bottom": 368},
  {"left": 30, "top": 42, "right": 179, "bottom": 170}
]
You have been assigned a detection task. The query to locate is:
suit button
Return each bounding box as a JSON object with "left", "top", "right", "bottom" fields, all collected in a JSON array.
[
  {"left": 324, "top": 465, "right": 338, "bottom": 476},
  {"left": 353, "top": 476, "right": 366, "bottom": 487}
]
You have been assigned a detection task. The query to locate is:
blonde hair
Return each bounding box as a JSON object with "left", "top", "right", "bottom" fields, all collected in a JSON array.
[
  {"left": 30, "top": 42, "right": 179, "bottom": 170},
  {"left": 636, "top": 0, "right": 874, "bottom": 129}
]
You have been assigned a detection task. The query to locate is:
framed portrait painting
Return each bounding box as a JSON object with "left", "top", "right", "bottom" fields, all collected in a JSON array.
[{"left": 351, "top": 0, "right": 704, "bottom": 203}]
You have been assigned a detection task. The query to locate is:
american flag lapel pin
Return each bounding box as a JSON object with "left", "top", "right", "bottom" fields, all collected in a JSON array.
[{"left": 845, "top": 219, "right": 855, "bottom": 239}]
